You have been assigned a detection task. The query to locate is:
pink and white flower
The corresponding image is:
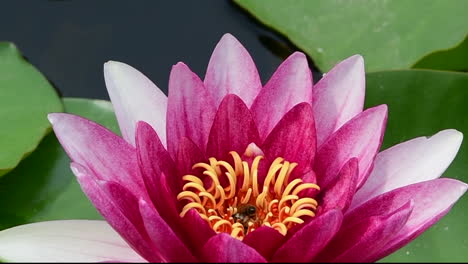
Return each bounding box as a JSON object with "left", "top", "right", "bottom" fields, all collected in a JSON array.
[{"left": 0, "top": 34, "right": 465, "bottom": 262}]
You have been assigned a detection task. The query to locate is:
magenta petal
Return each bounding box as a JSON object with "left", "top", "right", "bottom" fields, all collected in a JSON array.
[
  {"left": 49, "top": 113, "right": 145, "bottom": 196},
  {"left": 204, "top": 34, "right": 262, "bottom": 107},
  {"left": 321, "top": 158, "right": 359, "bottom": 213},
  {"left": 251, "top": 52, "right": 313, "bottom": 140},
  {"left": 179, "top": 209, "right": 216, "bottom": 255},
  {"left": 206, "top": 94, "right": 260, "bottom": 160},
  {"left": 262, "top": 103, "right": 316, "bottom": 175},
  {"left": 139, "top": 200, "right": 196, "bottom": 262},
  {"left": 272, "top": 209, "right": 343, "bottom": 262},
  {"left": 317, "top": 201, "right": 413, "bottom": 262},
  {"left": 314, "top": 105, "right": 387, "bottom": 189},
  {"left": 312, "top": 55, "right": 365, "bottom": 147},
  {"left": 136, "top": 121, "right": 178, "bottom": 197},
  {"left": 350, "top": 179, "right": 468, "bottom": 261},
  {"left": 167, "top": 62, "right": 216, "bottom": 158},
  {"left": 176, "top": 137, "right": 207, "bottom": 177},
  {"left": 104, "top": 61, "right": 167, "bottom": 146},
  {"left": 243, "top": 226, "right": 285, "bottom": 260},
  {"left": 201, "top": 233, "right": 266, "bottom": 263},
  {"left": 71, "top": 163, "right": 158, "bottom": 262}
]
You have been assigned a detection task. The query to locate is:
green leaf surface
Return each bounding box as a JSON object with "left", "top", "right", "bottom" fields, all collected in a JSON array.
[
  {"left": 235, "top": 0, "right": 468, "bottom": 72},
  {"left": 413, "top": 35, "right": 468, "bottom": 72},
  {"left": 0, "top": 42, "right": 63, "bottom": 176},
  {"left": 365, "top": 70, "right": 468, "bottom": 262},
  {"left": 0, "top": 98, "right": 118, "bottom": 230}
]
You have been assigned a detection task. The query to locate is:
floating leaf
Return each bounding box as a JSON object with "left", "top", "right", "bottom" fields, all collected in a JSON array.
[
  {"left": 235, "top": 0, "right": 468, "bottom": 72},
  {"left": 0, "top": 42, "right": 63, "bottom": 176},
  {"left": 413, "top": 35, "right": 468, "bottom": 72}
]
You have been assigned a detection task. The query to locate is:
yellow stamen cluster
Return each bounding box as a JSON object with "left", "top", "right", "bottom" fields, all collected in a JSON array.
[{"left": 177, "top": 151, "right": 320, "bottom": 240}]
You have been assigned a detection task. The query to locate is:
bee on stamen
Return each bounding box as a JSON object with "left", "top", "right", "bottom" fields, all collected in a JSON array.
[{"left": 232, "top": 204, "right": 259, "bottom": 232}]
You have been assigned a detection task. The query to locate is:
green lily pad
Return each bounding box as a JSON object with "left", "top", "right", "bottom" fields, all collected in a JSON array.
[
  {"left": 0, "top": 42, "right": 63, "bottom": 176},
  {"left": 0, "top": 98, "right": 119, "bottom": 230},
  {"left": 365, "top": 70, "right": 468, "bottom": 262},
  {"left": 413, "top": 35, "right": 468, "bottom": 72},
  {"left": 235, "top": 0, "right": 468, "bottom": 72}
]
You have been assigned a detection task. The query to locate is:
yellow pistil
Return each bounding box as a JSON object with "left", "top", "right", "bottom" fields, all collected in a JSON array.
[{"left": 177, "top": 151, "right": 320, "bottom": 240}]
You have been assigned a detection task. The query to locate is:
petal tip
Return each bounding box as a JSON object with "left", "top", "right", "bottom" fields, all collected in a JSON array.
[{"left": 47, "top": 113, "right": 60, "bottom": 125}]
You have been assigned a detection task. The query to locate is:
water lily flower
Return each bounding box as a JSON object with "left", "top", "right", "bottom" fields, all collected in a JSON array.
[{"left": 0, "top": 34, "right": 466, "bottom": 263}]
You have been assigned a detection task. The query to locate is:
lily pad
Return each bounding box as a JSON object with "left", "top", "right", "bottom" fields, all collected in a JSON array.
[
  {"left": 235, "top": 0, "right": 468, "bottom": 72},
  {"left": 365, "top": 70, "right": 468, "bottom": 262},
  {"left": 413, "top": 35, "right": 468, "bottom": 72},
  {"left": 0, "top": 42, "right": 63, "bottom": 176},
  {"left": 0, "top": 98, "right": 118, "bottom": 230}
]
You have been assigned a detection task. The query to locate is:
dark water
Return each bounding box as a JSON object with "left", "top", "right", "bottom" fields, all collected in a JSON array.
[{"left": 0, "top": 0, "right": 320, "bottom": 100}]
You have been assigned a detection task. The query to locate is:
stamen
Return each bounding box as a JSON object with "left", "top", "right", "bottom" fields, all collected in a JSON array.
[{"left": 177, "top": 150, "right": 320, "bottom": 240}]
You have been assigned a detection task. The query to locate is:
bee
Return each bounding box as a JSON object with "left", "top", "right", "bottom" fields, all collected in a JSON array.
[{"left": 232, "top": 204, "right": 259, "bottom": 232}]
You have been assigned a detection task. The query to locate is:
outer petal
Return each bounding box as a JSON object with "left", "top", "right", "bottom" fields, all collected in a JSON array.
[
  {"left": 167, "top": 62, "right": 216, "bottom": 158},
  {"left": 139, "top": 200, "right": 196, "bottom": 262},
  {"left": 317, "top": 201, "right": 413, "bottom": 262},
  {"left": 204, "top": 34, "right": 262, "bottom": 107},
  {"left": 351, "top": 129, "right": 463, "bottom": 209},
  {"left": 49, "top": 113, "right": 145, "bottom": 196},
  {"left": 314, "top": 105, "right": 387, "bottom": 189},
  {"left": 104, "top": 61, "right": 167, "bottom": 146},
  {"left": 71, "top": 163, "right": 158, "bottom": 262},
  {"left": 313, "top": 55, "right": 365, "bottom": 147},
  {"left": 262, "top": 103, "right": 316, "bottom": 175},
  {"left": 348, "top": 179, "right": 468, "bottom": 262},
  {"left": 251, "top": 52, "right": 313, "bottom": 140},
  {"left": 201, "top": 233, "right": 266, "bottom": 263},
  {"left": 0, "top": 220, "right": 145, "bottom": 262},
  {"left": 206, "top": 94, "right": 260, "bottom": 161},
  {"left": 272, "top": 209, "right": 343, "bottom": 262},
  {"left": 321, "top": 158, "right": 359, "bottom": 213},
  {"left": 243, "top": 226, "right": 285, "bottom": 260}
]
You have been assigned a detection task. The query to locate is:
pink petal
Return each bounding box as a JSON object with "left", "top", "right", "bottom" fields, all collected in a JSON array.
[
  {"left": 49, "top": 113, "right": 145, "bottom": 196},
  {"left": 251, "top": 52, "right": 313, "bottom": 140},
  {"left": 206, "top": 94, "right": 260, "bottom": 161},
  {"left": 176, "top": 137, "right": 207, "bottom": 177},
  {"left": 318, "top": 201, "right": 413, "bottom": 262},
  {"left": 262, "top": 102, "right": 316, "bottom": 175},
  {"left": 179, "top": 209, "right": 217, "bottom": 256},
  {"left": 348, "top": 179, "right": 468, "bottom": 261},
  {"left": 0, "top": 220, "right": 145, "bottom": 262},
  {"left": 167, "top": 62, "right": 216, "bottom": 158},
  {"left": 321, "top": 158, "right": 359, "bottom": 213},
  {"left": 136, "top": 121, "right": 178, "bottom": 198},
  {"left": 104, "top": 61, "right": 167, "bottom": 146},
  {"left": 204, "top": 34, "right": 262, "bottom": 107},
  {"left": 136, "top": 123, "right": 182, "bottom": 230},
  {"left": 139, "top": 200, "right": 196, "bottom": 262},
  {"left": 201, "top": 233, "right": 266, "bottom": 263},
  {"left": 313, "top": 55, "right": 365, "bottom": 147},
  {"left": 71, "top": 163, "right": 159, "bottom": 262},
  {"left": 243, "top": 226, "right": 286, "bottom": 260},
  {"left": 272, "top": 209, "right": 343, "bottom": 262},
  {"left": 314, "top": 105, "right": 387, "bottom": 189},
  {"left": 351, "top": 129, "right": 463, "bottom": 209}
]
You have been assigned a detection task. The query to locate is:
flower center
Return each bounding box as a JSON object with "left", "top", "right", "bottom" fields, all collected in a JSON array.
[{"left": 177, "top": 151, "right": 320, "bottom": 240}]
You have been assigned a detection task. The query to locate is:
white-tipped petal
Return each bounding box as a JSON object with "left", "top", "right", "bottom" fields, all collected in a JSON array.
[
  {"left": 104, "top": 61, "right": 167, "bottom": 146},
  {"left": 352, "top": 129, "right": 463, "bottom": 209},
  {"left": 0, "top": 220, "right": 145, "bottom": 262}
]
